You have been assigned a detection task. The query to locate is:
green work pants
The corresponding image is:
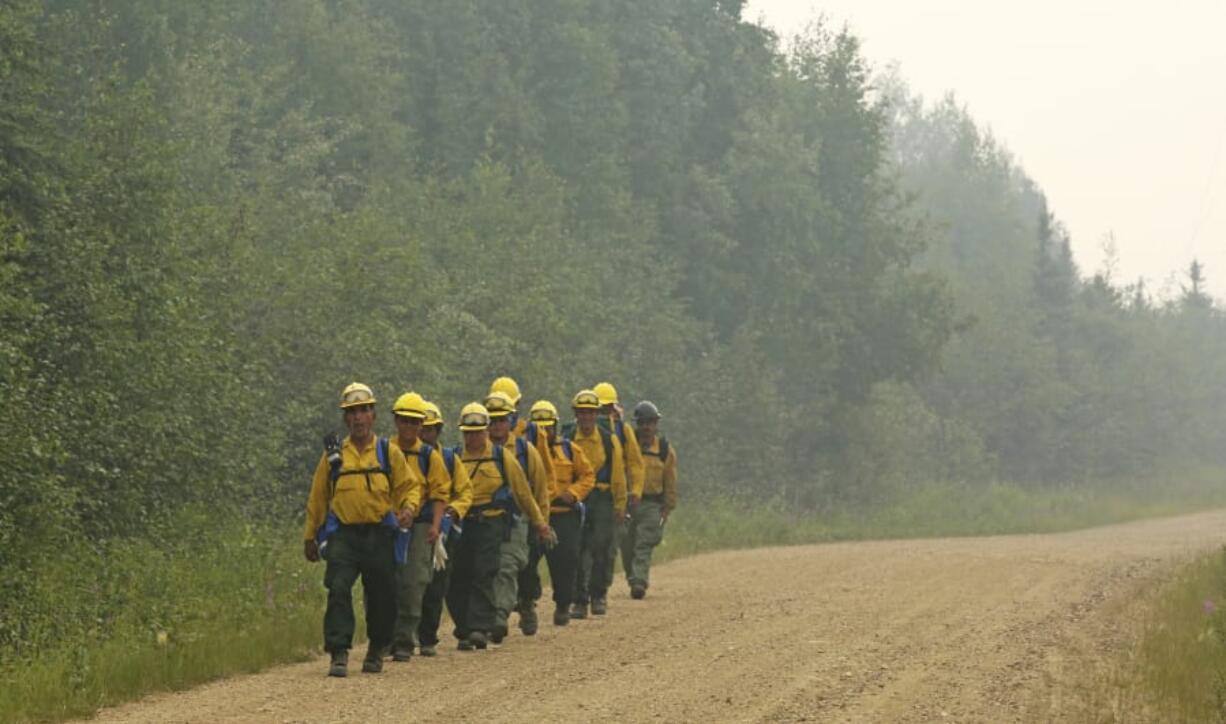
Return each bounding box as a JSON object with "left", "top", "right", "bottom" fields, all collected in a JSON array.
[
  {"left": 322, "top": 523, "right": 397, "bottom": 654},
  {"left": 621, "top": 497, "right": 666, "bottom": 588},
  {"left": 418, "top": 528, "right": 460, "bottom": 648},
  {"left": 446, "top": 513, "right": 504, "bottom": 640},
  {"left": 494, "top": 515, "right": 529, "bottom": 631},
  {"left": 392, "top": 519, "right": 434, "bottom": 650},
  {"left": 576, "top": 490, "right": 614, "bottom": 604},
  {"left": 521, "top": 507, "right": 581, "bottom": 609}
]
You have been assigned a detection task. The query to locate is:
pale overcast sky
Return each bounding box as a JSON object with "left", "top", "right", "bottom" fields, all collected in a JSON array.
[{"left": 747, "top": 0, "right": 1226, "bottom": 300}]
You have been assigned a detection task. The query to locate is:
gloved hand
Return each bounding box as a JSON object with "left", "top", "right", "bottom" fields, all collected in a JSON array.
[
  {"left": 304, "top": 539, "right": 320, "bottom": 563},
  {"left": 542, "top": 526, "right": 559, "bottom": 550},
  {"left": 432, "top": 535, "right": 449, "bottom": 571}
]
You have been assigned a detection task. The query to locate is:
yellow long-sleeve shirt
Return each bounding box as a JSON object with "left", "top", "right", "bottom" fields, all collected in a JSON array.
[
  {"left": 392, "top": 437, "right": 452, "bottom": 516},
  {"left": 600, "top": 416, "right": 645, "bottom": 497},
  {"left": 513, "top": 417, "right": 556, "bottom": 487},
  {"left": 570, "top": 425, "right": 627, "bottom": 515},
  {"left": 460, "top": 440, "right": 546, "bottom": 527},
  {"left": 495, "top": 435, "right": 551, "bottom": 524},
  {"left": 638, "top": 434, "right": 677, "bottom": 512},
  {"left": 548, "top": 439, "right": 595, "bottom": 513},
  {"left": 302, "top": 435, "right": 419, "bottom": 541},
  {"left": 442, "top": 445, "right": 474, "bottom": 519}
]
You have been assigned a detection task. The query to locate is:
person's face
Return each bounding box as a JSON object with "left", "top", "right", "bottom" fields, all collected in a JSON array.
[
  {"left": 420, "top": 424, "right": 441, "bottom": 446},
  {"left": 636, "top": 418, "right": 659, "bottom": 438},
  {"left": 344, "top": 404, "right": 375, "bottom": 439},
  {"left": 395, "top": 414, "right": 422, "bottom": 445},
  {"left": 463, "top": 429, "right": 487, "bottom": 451},
  {"left": 488, "top": 416, "right": 511, "bottom": 441},
  {"left": 576, "top": 408, "right": 597, "bottom": 432}
]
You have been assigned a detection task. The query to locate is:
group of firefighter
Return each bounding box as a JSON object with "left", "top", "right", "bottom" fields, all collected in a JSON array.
[{"left": 301, "top": 377, "right": 679, "bottom": 676}]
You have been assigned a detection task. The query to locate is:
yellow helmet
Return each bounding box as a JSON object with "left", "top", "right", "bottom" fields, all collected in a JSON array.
[
  {"left": 529, "top": 399, "right": 559, "bottom": 426},
  {"left": 422, "top": 401, "right": 443, "bottom": 426},
  {"left": 489, "top": 376, "right": 522, "bottom": 405},
  {"left": 483, "top": 391, "right": 515, "bottom": 418},
  {"left": 458, "top": 402, "right": 491, "bottom": 431},
  {"left": 593, "top": 381, "right": 618, "bottom": 406},
  {"left": 572, "top": 389, "right": 601, "bottom": 410},
  {"left": 392, "top": 391, "right": 428, "bottom": 419},
  {"left": 339, "top": 382, "right": 376, "bottom": 409}
]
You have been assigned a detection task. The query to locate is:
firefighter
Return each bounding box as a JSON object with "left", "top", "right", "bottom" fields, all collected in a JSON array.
[
  {"left": 388, "top": 392, "right": 451, "bottom": 661},
  {"left": 302, "top": 382, "right": 419, "bottom": 676},
  {"left": 415, "top": 400, "right": 472, "bottom": 657},
  {"left": 565, "top": 389, "right": 627, "bottom": 618},
  {"left": 520, "top": 399, "right": 594, "bottom": 626},
  {"left": 592, "top": 381, "right": 645, "bottom": 588},
  {"left": 446, "top": 403, "right": 549, "bottom": 650},
  {"left": 621, "top": 400, "right": 677, "bottom": 599},
  {"left": 484, "top": 390, "right": 552, "bottom": 641}
]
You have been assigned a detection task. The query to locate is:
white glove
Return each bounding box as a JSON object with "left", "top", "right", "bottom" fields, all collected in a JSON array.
[{"left": 432, "top": 535, "right": 449, "bottom": 571}]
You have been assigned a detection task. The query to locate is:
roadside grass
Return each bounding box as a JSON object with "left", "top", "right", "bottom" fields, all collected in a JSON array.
[
  {"left": 656, "top": 467, "right": 1226, "bottom": 565},
  {"left": 3, "top": 469, "right": 1226, "bottom": 722},
  {"left": 1085, "top": 548, "right": 1226, "bottom": 722}
]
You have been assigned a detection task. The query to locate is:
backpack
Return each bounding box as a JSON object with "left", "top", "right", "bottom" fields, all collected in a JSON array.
[
  {"left": 562, "top": 423, "right": 614, "bottom": 483},
  {"left": 643, "top": 435, "right": 670, "bottom": 462},
  {"left": 328, "top": 436, "right": 392, "bottom": 497},
  {"left": 462, "top": 442, "right": 517, "bottom": 516},
  {"left": 406, "top": 441, "right": 436, "bottom": 523}
]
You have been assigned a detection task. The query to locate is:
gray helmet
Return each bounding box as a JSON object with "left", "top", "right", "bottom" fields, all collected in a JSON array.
[{"left": 632, "top": 400, "right": 661, "bottom": 422}]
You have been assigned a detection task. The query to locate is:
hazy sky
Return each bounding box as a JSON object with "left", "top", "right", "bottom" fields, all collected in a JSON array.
[{"left": 747, "top": 0, "right": 1226, "bottom": 300}]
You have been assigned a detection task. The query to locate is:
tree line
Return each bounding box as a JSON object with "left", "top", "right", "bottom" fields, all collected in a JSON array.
[{"left": 2, "top": 0, "right": 1222, "bottom": 650}]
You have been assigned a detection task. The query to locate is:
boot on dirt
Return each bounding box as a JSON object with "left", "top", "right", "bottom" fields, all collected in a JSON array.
[
  {"left": 391, "top": 644, "right": 413, "bottom": 662},
  {"left": 553, "top": 605, "right": 570, "bottom": 626},
  {"left": 419, "top": 644, "right": 437, "bottom": 657},
  {"left": 457, "top": 638, "right": 474, "bottom": 651},
  {"left": 630, "top": 583, "right": 646, "bottom": 600},
  {"left": 591, "top": 596, "right": 608, "bottom": 615},
  {"left": 518, "top": 599, "right": 539, "bottom": 635},
  {"left": 469, "top": 630, "right": 489, "bottom": 650},
  {"left": 328, "top": 649, "right": 348, "bottom": 678},
  {"left": 490, "top": 623, "right": 507, "bottom": 644},
  {"left": 361, "top": 648, "right": 384, "bottom": 673},
  {"left": 569, "top": 602, "right": 588, "bottom": 620}
]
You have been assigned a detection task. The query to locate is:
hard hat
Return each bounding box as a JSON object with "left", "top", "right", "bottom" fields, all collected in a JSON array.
[
  {"left": 458, "top": 402, "right": 491, "bottom": 431},
  {"left": 633, "top": 400, "right": 661, "bottom": 422},
  {"left": 489, "top": 376, "right": 522, "bottom": 405},
  {"left": 422, "top": 401, "right": 443, "bottom": 426},
  {"left": 529, "top": 399, "right": 559, "bottom": 426},
  {"left": 483, "top": 391, "right": 516, "bottom": 418},
  {"left": 572, "top": 389, "right": 601, "bottom": 410},
  {"left": 339, "top": 382, "right": 376, "bottom": 409},
  {"left": 392, "top": 391, "right": 428, "bottom": 419},
  {"left": 593, "top": 381, "right": 618, "bottom": 406}
]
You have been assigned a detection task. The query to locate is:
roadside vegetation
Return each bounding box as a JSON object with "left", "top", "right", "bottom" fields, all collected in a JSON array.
[
  {"left": 7, "top": 475, "right": 1226, "bottom": 722},
  {"left": 1087, "top": 547, "right": 1226, "bottom": 722},
  {"left": 3, "top": 0, "right": 1225, "bottom": 721}
]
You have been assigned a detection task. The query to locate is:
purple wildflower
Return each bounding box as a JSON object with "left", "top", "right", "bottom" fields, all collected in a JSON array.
[{"left": 1205, "top": 599, "right": 1217, "bottom": 615}]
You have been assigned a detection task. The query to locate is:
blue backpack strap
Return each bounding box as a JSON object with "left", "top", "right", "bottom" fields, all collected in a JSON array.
[
  {"left": 417, "top": 441, "right": 433, "bottom": 476},
  {"left": 561, "top": 438, "right": 573, "bottom": 461},
  {"left": 595, "top": 427, "right": 613, "bottom": 483},
  {"left": 525, "top": 421, "right": 538, "bottom": 446},
  {"left": 377, "top": 437, "right": 391, "bottom": 479},
  {"left": 442, "top": 446, "right": 457, "bottom": 476},
  {"left": 515, "top": 437, "right": 530, "bottom": 475}
]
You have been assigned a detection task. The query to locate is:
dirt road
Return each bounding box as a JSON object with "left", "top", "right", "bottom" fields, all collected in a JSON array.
[{"left": 88, "top": 510, "right": 1226, "bottom": 723}]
